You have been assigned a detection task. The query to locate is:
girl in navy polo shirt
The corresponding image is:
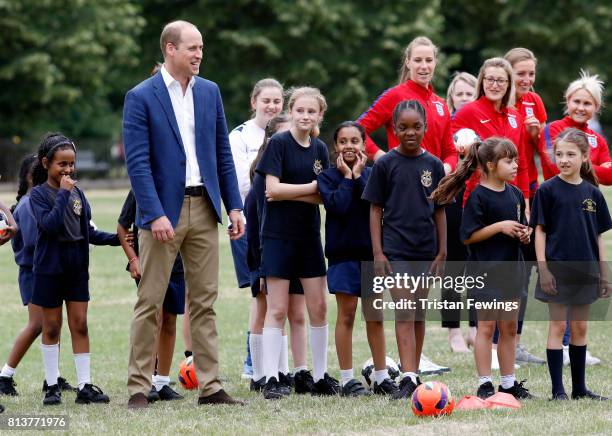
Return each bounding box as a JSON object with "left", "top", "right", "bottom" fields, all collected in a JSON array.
[
  {"left": 363, "top": 100, "right": 447, "bottom": 400},
  {"left": 256, "top": 87, "right": 338, "bottom": 399},
  {"left": 531, "top": 128, "right": 612, "bottom": 401},
  {"left": 0, "top": 155, "right": 74, "bottom": 397},
  {"left": 29, "top": 133, "right": 119, "bottom": 406},
  {"left": 432, "top": 137, "right": 533, "bottom": 401},
  {"left": 319, "top": 121, "right": 397, "bottom": 397}
]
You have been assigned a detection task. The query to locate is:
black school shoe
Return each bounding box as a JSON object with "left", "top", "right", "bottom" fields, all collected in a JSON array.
[
  {"left": 263, "top": 377, "right": 288, "bottom": 400},
  {"left": 373, "top": 378, "right": 399, "bottom": 396},
  {"left": 294, "top": 369, "right": 315, "bottom": 394},
  {"left": 147, "top": 386, "right": 160, "bottom": 403},
  {"left": 157, "top": 385, "right": 184, "bottom": 401},
  {"left": 341, "top": 379, "right": 370, "bottom": 397},
  {"left": 0, "top": 376, "right": 17, "bottom": 396},
  {"left": 572, "top": 390, "right": 608, "bottom": 401},
  {"left": 498, "top": 380, "right": 534, "bottom": 399},
  {"left": 392, "top": 376, "right": 420, "bottom": 400},
  {"left": 43, "top": 384, "right": 62, "bottom": 406},
  {"left": 43, "top": 377, "right": 75, "bottom": 392},
  {"left": 250, "top": 377, "right": 266, "bottom": 392},
  {"left": 477, "top": 381, "right": 495, "bottom": 399},
  {"left": 278, "top": 372, "right": 293, "bottom": 394},
  {"left": 75, "top": 384, "right": 110, "bottom": 404},
  {"left": 312, "top": 373, "right": 340, "bottom": 396},
  {"left": 550, "top": 392, "right": 569, "bottom": 401}
]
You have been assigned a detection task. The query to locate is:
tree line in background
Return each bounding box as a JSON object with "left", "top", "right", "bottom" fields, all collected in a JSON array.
[{"left": 1, "top": 0, "right": 611, "bottom": 179}]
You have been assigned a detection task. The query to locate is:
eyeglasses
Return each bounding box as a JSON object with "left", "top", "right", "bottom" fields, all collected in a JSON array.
[{"left": 484, "top": 77, "right": 509, "bottom": 86}]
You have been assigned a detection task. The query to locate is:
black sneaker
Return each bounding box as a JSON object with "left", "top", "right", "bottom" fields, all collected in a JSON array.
[
  {"left": 278, "top": 372, "right": 292, "bottom": 395},
  {"left": 43, "top": 377, "right": 75, "bottom": 392},
  {"left": 147, "top": 386, "right": 160, "bottom": 403},
  {"left": 43, "top": 384, "right": 61, "bottom": 406},
  {"left": 572, "top": 390, "right": 608, "bottom": 401},
  {"left": 498, "top": 380, "right": 534, "bottom": 399},
  {"left": 312, "top": 373, "right": 340, "bottom": 396},
  {"left": 250, "top": 377, "right": 266, "bottom": 392},
  {"left": 0, "top": 376, "right": 17, "bottom": 396},
  {"left": 392, "top": 376, "right": 418, "bottom": 400},
  {"left": 263, "top": 377, "right": 287, "bottom": 400},
  {"left": 294, "top": 369, "right": 315, "bottom": 394},
  {"left": 550, "top": 392, "right": 569, "bottom": 401},
  {"left": 373, "top": 378, "right": 399, "bottom": 396},
  {"left": 341, "top": 379, "right": 370, "bottom": 397},
  {"left": 157, "top": 384, "right": 184, "bottom": 401},
  {"left": 75, "top": 384, "right": 110, "bottom": 404},
  {"left": 477, "top": 381, "right": 495, "bottom": 399}
]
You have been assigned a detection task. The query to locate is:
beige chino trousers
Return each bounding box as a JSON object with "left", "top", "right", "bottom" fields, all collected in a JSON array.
[{"left": 127, "top": 195, "right": 221, "bottom": 397}]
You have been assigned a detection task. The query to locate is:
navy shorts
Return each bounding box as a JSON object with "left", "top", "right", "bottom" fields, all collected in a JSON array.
[
  {"left": 230, "top": 233, "right": 251, "bottom": 288},
  {"left": 32, "top": 242, "right": 89, "bottom": 308},
  {"left": 261, "top": 237, "right": 326, "bottom": 280},
  {"left": 327, "top": 261, "right": 361, "bottom": 297},
  {"left": 18, "top": 266, "right": 34, "bottom": 306},
  {"left": 249, "top": 270, "right": 305, "bottom": 297},
  {"left": 135, "top": 273, "right": 186, "bottom": 316}
]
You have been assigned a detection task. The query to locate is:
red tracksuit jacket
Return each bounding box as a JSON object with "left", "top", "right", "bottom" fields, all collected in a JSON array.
[
  {"left": 515, "top": 91, "right": 547, "bottom": 195},
  {"left": 357, "top": 79, "right": 457, "bottom": 169}
]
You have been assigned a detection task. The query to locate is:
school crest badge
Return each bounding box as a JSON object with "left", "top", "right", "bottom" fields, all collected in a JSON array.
[
  {"left": 583, "top": 199, "right": 596, "bottom": 213},
  {"left": 421, "top": 169, "right": 432, "bottom": 187},
  {"left": 587, "top": 135, "right": 598, "bottom": 148},
  {"left": 73, "top": 199, "right": 82, "bottom": 216},
  {"left": 508, "top": 115, "right": 518, "bottom": 129},
  {"left": 434, "top": 102, "right": 444, "bottom": 116},
  {"left": 526, "top": 107, "right": 534, "bottom": 118},
  {"left": 313, "top": 159, "right": 323, "bottom": 175}
]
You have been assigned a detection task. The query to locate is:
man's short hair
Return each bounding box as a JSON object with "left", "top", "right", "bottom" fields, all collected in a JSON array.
[{"left": 160, "top": 20, "right": 194, "bottom": 58}]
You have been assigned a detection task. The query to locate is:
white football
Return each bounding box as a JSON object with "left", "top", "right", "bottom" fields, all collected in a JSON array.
[
  {"left": 453, "top": 128, "right": 480, "bottom": 148},
  {"left": 89, "top": 220, "right": 97, "bottom": 252}
]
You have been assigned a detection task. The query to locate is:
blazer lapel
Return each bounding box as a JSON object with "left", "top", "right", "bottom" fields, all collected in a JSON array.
[
  {"left": 192, "top": 80, "right": 207, "bottom": 152},
  {"left": 153, "top": 73, "right": 184, "bottom": 150}
]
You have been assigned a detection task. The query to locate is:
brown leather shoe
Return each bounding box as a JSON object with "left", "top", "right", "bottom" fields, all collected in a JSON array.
[
  {"left": 198, "top": 389, "right": 245, "bottom": 406},
  {"left": 127, "top": 392, "right": 149, "bottom": 409}
]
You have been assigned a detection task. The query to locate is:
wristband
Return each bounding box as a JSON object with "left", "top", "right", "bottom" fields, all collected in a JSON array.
[{"left": 128, "top": 257, "right": 138, "bottom": 265}]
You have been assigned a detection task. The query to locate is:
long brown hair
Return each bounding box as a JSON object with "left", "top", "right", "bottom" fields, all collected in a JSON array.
[
  {"left": 475, "top": 57, "right": 516, "bottom": 109},
  {"left": 398, "top": 36, "right": 438, "bottom": 85},
  {"left": 554, "top": 128, "right": 598, "bottom": 186},
  {"left": 431, "top": 137, "right": 518, "bottom": 204}
]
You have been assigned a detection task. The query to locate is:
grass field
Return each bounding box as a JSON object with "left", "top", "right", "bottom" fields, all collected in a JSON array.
[{"left": 1, "top": 188, "right": 612, "bottom": 435}]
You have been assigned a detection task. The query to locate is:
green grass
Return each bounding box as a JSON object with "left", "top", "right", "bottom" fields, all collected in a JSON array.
[{"left": 1, "top": 188, "right": 612, "bottom": 435}]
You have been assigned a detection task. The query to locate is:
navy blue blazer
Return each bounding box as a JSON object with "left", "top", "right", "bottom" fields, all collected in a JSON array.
[
  {"left": 122, "top": 71, "right": 242, "bottom": 229},
  {"left": 30, "top": 186, "right": 119, "bottom": 274}
]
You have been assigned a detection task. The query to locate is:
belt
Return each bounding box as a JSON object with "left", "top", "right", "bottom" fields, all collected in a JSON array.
[{"left": 185, "top": 185, "right": 205, "bottom": 196}]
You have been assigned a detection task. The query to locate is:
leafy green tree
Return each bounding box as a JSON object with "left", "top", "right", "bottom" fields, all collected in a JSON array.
[{"left": 0, "top": 0, "right": 145, "bottom": 138}]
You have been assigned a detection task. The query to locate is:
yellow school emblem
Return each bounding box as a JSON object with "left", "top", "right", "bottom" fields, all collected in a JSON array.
[
  {"left": 582, "top": 199, "right": 596, "bottom": 213},
  {"left": 73, "top": 198, "right": 82, "bottom": 216},
  {"left": 313, "top": 159, "right": 323, "bottom": 175},
  {"left": 421, "top": 169, "right": 432, "bottom": 187}
]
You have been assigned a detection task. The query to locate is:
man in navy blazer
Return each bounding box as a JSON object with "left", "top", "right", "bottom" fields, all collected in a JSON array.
[{"left": 123, "top": 20, "right": 244, "bottom": 408}]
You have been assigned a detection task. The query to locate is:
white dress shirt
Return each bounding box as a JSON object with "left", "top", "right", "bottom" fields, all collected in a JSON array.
[
  {"left": 228, "top": 119, "right": 265, "bottom": 204},
  {"left": 160, "top": 65, "right": 202, "bottom": 187}
]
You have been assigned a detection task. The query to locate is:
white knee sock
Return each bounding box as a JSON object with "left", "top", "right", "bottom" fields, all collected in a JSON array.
[
  {"left": 263, "top": 327, "right": 282, "bottom": 382},
  {"left": 0, "top": 364, "right": 15, "bottom": 378},
  {"left": 74, "top": 353, "right": 91, "bottom": 390},
  {"left": 250, "top": 333, "right": 264, "bottom": 381},
  {"left": 41, "top": 343, "right": 59, "bottom": 387},
  {"left": 310, "top": 324, "right": 328, "bottom": 382},
  {"left": 278, "top": 335, "right": 289, "bottom": 375}
]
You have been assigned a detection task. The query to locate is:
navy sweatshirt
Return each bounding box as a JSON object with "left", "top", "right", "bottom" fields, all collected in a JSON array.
[
  {"left": 11, "top": 195, "right": 37, "bottom": 268},
  {"left": 318, "top": 166, "right": 373, "bottom": 265},
  {"left": 30, "top": 184, "right": 119, "bottom": 274}
]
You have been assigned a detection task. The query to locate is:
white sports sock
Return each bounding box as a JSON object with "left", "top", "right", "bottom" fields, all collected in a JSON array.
[
  {"left": 74, "top": 353, "right": 91, "bottom": 390},
  {"left": 310, "top": 324, "right": 328, "bottom": 382},
  {"left": 250, "top": 334, "right": 264, "bottom": 382},
  {"left": 154, "top": 375, "right": 170, "bottom": 391},
  {"left": 500, "top": 374, "right": 516, "bottom": 389},
  {"left": 401, "top": 371, "right": 418, "bottom": 384},
  {"left": 374, "top": 369, "right": 390, "bottom": 385},
  {"left": 478, "top": 375, "right": 493, "bottom": 386},
  {"left": 41, "top": 343, "right": 59, "bottom": 387},
  {"left": 340, "top": 369, "right": 354, "bottom": 386},
  {"left": 0, "top": 364, "right": 15, "bottom": 378},
  {"left": 279, "top": 335, "right": 289, "bottom": 375},
  {"left": 263, "top": 327, "right": 282, "bottom": 382},
  {"left": 294, "top": 365, "right": 308, "bottom": 373}
]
